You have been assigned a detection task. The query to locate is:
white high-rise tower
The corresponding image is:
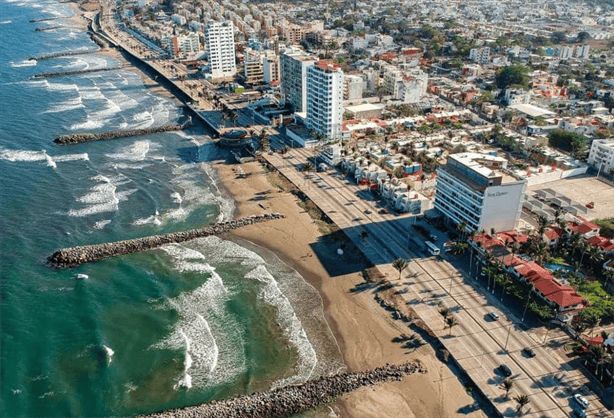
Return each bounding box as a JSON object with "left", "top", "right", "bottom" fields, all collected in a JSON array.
[
  {"left": 205, "top": 21, "right": 237, "bottom": 79},
  {"left": 306, "top": 61, "right": 344, "bottom": 140}
]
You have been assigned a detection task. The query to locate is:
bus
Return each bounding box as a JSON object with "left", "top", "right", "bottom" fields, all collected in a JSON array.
[{"left": 425, "top": 241, "right": 440, "bottom": 256}]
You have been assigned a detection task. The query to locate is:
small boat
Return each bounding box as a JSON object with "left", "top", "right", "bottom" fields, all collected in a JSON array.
[{"left": 75, "top": 273, "right": 89, "bottom": 280}]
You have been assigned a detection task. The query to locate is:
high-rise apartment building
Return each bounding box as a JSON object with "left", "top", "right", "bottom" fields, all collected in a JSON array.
[
  {"left": 306, "top": 61, "right": 344, "bottom": 140},
  {"left": 280, "top": 47, "right": 316, "bottom": 112},
  {"left": 263, "top": 53, "right": 280, "bottom": 84},
  {"left": 205, "top": 21, "right": 237, "bottom": 79},
  {"left": 434, "top": 153, "right": 526, "bottom": 232},
  {"left": 243, "top": 49, "right": 263, "bottom": 84}
]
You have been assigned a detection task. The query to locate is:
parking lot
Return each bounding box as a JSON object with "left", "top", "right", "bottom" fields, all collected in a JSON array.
[{"left": 527, "top": 174, "right": 614, "bottom": 221}]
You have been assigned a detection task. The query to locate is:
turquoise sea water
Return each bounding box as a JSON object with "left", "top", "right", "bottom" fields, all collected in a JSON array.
[{"left": 0, "top": 2, "right": 341, "bottom": 417}]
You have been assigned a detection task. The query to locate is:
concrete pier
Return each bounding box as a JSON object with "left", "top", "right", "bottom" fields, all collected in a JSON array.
[{"left": 48, "top": 214, "right": 285, "bottom": 268}]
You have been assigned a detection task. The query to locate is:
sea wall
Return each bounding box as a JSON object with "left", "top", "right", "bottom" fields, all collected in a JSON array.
[
  {"left": 48, "top": 214, "right": 285, "bottom": 268},
  {"left": 54, "top": 121, "right": 190, "bottom": 144},
  {"left": 142, "top": 362, "right": 426, "bottom": 418}
]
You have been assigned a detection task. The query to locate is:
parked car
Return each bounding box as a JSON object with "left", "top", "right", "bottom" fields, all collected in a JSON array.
[
  {"left": 522, "top": 347, "right": 536, "bottom": 358},
  {"left": 378, "top": 208, "right": 388, "bottom": 214},
  {"left": 499, "top": 363, "right": 512, "bottom": 377},
  {"left": 488, "top": 311, "right": 500, "bottom": 321},
  {"left": 364, "top": 209, "right": 372, "bottom": 214},
  {"left": 573, "top": 394, "right": 589, "bottom": 409}
]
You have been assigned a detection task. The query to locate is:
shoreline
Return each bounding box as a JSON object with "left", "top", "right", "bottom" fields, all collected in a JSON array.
[{"left": 215, "top": 160, "right": 486, "bottom": 417}]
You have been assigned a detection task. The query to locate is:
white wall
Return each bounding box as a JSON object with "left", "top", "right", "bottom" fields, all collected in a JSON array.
[{"left": 480, "top": 181, "right": 526, "bottom": 232}]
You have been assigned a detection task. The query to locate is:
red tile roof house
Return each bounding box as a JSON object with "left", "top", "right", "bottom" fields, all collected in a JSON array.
[
  {"left": 470, "top": 231, "right": 587, "bottom": 322},
  {"left": 542, "top": 226, "right": 565, "bottom": 249},
  {"left": 502, "top": 256, "right": 587, "bottom": 322},
  {"left": 567, "top": 219, "right": 601, "bottom": 239}
]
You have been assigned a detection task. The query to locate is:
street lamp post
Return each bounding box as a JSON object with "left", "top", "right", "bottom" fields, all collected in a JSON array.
[{"left": 504, "top": 321, "right": 513, "bottom": 352}]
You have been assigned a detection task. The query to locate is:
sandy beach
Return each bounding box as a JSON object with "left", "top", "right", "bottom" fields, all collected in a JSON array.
[{"left": 216, "top": 160, "right": 487, "bottom": 418}]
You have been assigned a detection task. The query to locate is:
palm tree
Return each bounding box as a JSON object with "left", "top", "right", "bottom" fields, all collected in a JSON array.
[
  {"left": 439, "top": 307, "right": 451, "bottom": 318},
  {"left": 537, "top": 215, "right": 550, "bottom": 235},
  {"left": 392, "top": 258, "right": 408, "bottom": 280},
  {"left": 445, "top": 316, "right": 459, "bottom": 335},
  {"left": 589, "top": 344, "right": 606, "bottom": 379},
  {"left": 514, "top": 394, "right": 530, "bottom": 415},
  {"left": 452, "top": 242, "right": 469, "bottom": 256},
  {"left": 457, "top": 221, "right": 467, "bottom": 241},
  {"left": 587, "top": 246, "right": 603, "bottom": 272},
  {"left": 521, "top": 283, "right": 535, "bottom": 323},
  {"left": 584, "top": 316, "right": 600, "bottom": 338},
  {"left": 502, "top": 378, "right": 514, "bottom": 398},
  {"left": 229, "top": 111, "right": 238, "bottom": 127},
  {"left": 569, "top": 232, "right": 581, "bottom": 258},
  {"left": 302, "top": 161, "right": 315, "bottom": 173}
]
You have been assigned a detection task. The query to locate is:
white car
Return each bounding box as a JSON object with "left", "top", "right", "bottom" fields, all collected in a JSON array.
[
  {"left": 488, "top": 311, "right": 500, "bottom": 321},
  {"left": 573, "top": 394, "right": 589, "bottom": 409}
]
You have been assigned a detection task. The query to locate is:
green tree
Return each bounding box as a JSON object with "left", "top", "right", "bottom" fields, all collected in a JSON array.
[
  {"left": 548, "top": 129, "right": 588, "bottom": 155},
  {"left": 495, "top": 65, "right": 530, "bottom": 90},
  {"left": 439, "top": 307, "right": 451, "bottom": 318},
  {"left": 551, "top": 31, "right": 567, "bottom": 44}
]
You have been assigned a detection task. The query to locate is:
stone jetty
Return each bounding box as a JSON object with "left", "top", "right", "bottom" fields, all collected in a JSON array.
[
  {"left": 32, "top": 65, "right": 126, "bottom": 79},
  {"left": 141, "top": 362, "right": 426, "bottom": 418},
  {"left": 35, "top": 26, "right": 68, "bottom": 32},
  {"left": 48, "top": 214, "right": 285, "bottom": 268},
  {"left": 54, "top": 120, "right": 191, "bottom": 144},
  {"left": 29, "top": 17, "right": 63, "bottom": 23},
  {"left": 30, "top": 49, "right": 99, "bottom": 61}
]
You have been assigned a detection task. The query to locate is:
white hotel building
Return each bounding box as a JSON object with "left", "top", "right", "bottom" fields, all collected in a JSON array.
[
  {"left": 587, "top": 139, "right": 614, "bottom": 177},
  {"left": 205, "top": 21, "right": 236, "bottom": 79},
  {"left": 306, "top": 61, "right": 344, "bottom": 140},
  {"left": 434, "top": 153, "right": 527, "bottom": 233}
]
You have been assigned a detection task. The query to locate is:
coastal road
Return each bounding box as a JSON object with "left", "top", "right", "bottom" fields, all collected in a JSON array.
[{"left": 264, "top": 149, "right": 611, "bottom": 417}]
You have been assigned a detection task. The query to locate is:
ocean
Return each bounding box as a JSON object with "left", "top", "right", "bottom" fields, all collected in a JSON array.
[{"left": 0, "top": 1, "right": 342, "bottom": 417}]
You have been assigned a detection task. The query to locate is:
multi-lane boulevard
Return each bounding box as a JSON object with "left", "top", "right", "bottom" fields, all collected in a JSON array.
[{"left": 265, "top": 148, "right": 612, "bottom": 418}]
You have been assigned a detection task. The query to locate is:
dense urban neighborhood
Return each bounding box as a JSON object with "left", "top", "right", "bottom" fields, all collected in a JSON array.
[{"left": 87, "top": 0, "right": 614, "bottom": 416}]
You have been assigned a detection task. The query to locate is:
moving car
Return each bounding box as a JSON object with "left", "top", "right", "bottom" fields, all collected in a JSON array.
[
  {"left": 522, "top": 347, "right": 536, "bottom": 358},
  {"left": 488, "top": 311, "right": 500, "bottom": 321},
  {"left": 364, "top": 209, "right": 372, "bottom": 214},
  {"left": 378, "top": 208, "right": 388, "bottom": 214},
  {"left": 573, "top": 394, "right": 589, "bottom": 409},
  {"left": 499, "top": 363, "right": 512, "bottom": 377}
]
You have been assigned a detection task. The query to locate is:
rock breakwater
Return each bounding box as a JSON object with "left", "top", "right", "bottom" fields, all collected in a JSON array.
[
  {"left": 32, "top": 65, "right": 126, "bottom": 79},
  {"left": 141, "top": 362, "right": 426, "bottom": 418},
  {"left": 35, "top": 26, "right": 68, "bottom": 32},
  {"left": 48, "top": 214, "right": 285, "bottom": 268},
  {"left": 54, "top": 120, "right": 190, "bottom": 144},
  {"left": 30, "top": 49, "right": 99, "bottom": 61}
]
